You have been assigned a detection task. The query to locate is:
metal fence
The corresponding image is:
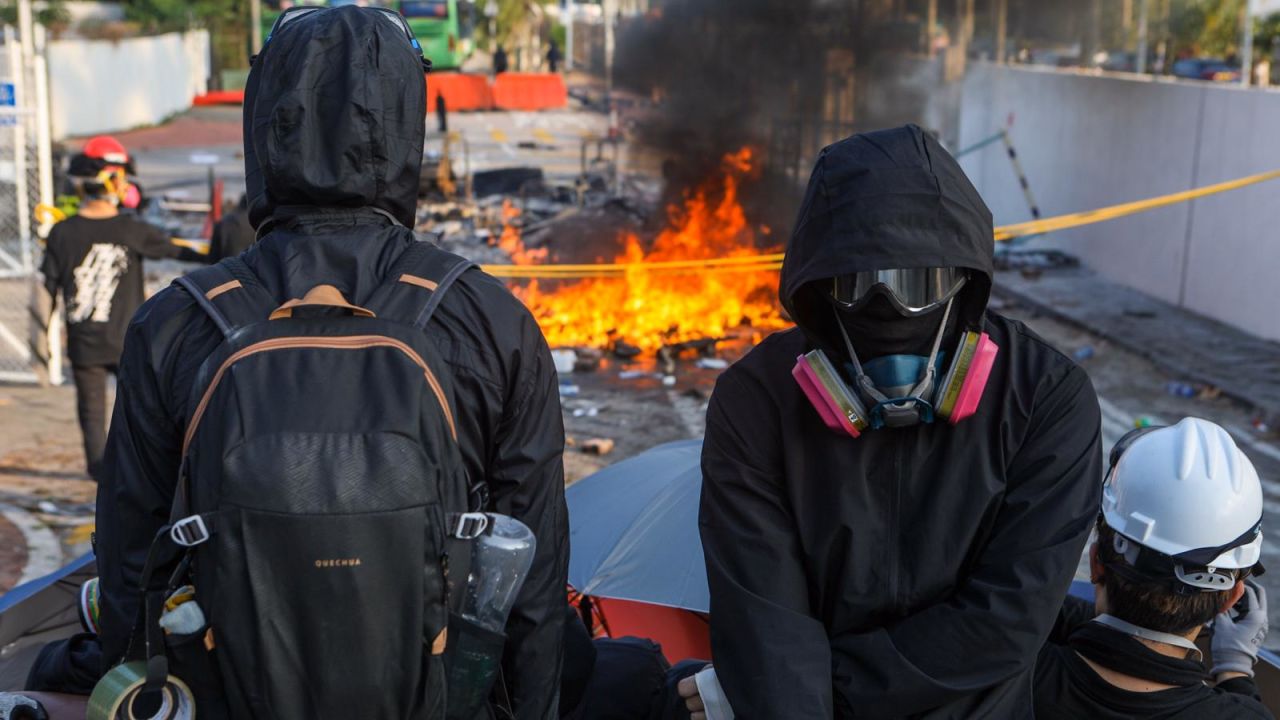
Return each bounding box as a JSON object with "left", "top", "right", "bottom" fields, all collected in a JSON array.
[{"left": 0, "top": 20, "right": 53, "bottom": 384}]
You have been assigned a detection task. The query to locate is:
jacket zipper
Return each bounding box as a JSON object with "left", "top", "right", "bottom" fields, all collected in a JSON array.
[{"left": 182, "top": 335, "right": 456, "bottom": 456}]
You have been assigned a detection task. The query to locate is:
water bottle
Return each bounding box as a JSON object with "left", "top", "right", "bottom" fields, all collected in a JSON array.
[
  {"left": 445, "top": 514, "right": 536, "bottom": 719},
  {"left": 459, "top": 514, "right": 537, "bottom": 632}
]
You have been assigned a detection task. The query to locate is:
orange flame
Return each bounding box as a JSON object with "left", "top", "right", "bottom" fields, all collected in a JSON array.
[{"left": 504, "top": 148, "right": 788, "bottom": 352}]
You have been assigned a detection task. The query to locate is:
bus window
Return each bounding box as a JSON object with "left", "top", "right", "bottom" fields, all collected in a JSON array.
[{"left": 401, "top": 0, "right": 449, "bottom": 18}]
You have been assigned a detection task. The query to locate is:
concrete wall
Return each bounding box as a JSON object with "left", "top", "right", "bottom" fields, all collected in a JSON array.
[
  {"left": 47, "top": 31, "right": 209, "bottom": 140},
  {"left": 957, "top": 63, "right": 1280, "bottom": 341}
]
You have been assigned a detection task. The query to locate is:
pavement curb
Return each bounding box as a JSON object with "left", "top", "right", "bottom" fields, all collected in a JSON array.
[{"left": 2, "top": 505, "right": 62, "bottom": 586}]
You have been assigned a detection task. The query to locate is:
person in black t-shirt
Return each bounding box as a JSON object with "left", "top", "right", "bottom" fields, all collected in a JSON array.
[
  {"left": 41, "top": 148, "right": 200, "bottom": 481},
  {"left": 1034, "top": 418, "right": 1273, "bottom": 720}
]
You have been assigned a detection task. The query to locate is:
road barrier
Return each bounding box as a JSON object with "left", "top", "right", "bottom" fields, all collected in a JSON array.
[
  {"left": 491, "top": 73, "right": 568, "bottom": 111},
  {"left": 484, "top": 167, "right": 1280, "bottom": 279},
  {"left": 429, "top": 73, "right": 494, "bottom": 112}
]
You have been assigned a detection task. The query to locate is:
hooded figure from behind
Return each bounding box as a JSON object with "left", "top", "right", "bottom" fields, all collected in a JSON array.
[
  {"left": 88, "top": 7, "right": 568, "bottom": 719},
  {"left": 699, "top": 125, "right": 1102, "bottom": 719}
]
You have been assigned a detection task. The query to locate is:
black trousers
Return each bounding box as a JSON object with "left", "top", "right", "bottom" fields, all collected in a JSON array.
[{"left": 70, "top": 364, "right": 115, "bottom": 482}]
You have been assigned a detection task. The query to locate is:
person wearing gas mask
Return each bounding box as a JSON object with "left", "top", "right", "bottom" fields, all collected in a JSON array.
[
  {"left": 1035, "top": 418, "right": 1272, "bottom": 720},
  {"left": 699, "top": 124, "right": 1102, "bottom": 718}
]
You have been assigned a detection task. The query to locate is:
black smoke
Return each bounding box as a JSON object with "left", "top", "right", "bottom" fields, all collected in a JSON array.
[{"left": 612, "top": 0, "right": 918, "bottom": 232}]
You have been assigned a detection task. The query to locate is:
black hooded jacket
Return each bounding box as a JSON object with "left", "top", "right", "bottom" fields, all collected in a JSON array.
[
  {"left": 698, "top": 126, "right": 1103, "bottom": 719},
  {"left": 93, "top": 8, "right": 567, "bottom": 718}
]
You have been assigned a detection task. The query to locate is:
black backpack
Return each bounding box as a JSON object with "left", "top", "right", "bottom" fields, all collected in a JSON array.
[{"left": 129, "top": 241, "right": 488, "bottom": 719}]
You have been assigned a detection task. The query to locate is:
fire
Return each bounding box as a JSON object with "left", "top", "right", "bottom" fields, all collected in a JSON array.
[{"left": 502, "top": 148, "right": 789, "bottom": 352}]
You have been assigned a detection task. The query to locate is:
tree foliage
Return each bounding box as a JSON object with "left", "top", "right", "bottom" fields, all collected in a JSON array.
[
  {"left": 123, "top": 0, "right": 251, "bottom": 72},
  {"left": 1169, "top": 0, "right": 1246, "bottom": 58}
]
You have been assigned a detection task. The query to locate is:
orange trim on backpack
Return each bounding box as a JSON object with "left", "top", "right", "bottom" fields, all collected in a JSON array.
[
  {"left": 182, "top": 335, "right": 456, "bottom": 455},
  {"left": 399, "top": 274, "right": 439, "bottom": 291},
  {"left": 205, "top": 280, "right": 242, "bottom": 301},
  {"left": 269, "top": 285, "right": 377, "bottom": 320}
]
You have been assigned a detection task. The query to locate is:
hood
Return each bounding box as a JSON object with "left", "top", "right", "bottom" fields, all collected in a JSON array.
[
  {"left": 779, "top": 124, "right": 994, "bottom": 352},
  {"left": 243, "top": 6, "right": 427, "bottom": 229}
]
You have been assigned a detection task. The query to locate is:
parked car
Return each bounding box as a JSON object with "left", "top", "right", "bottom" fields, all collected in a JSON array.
[{"left": 1172, "top": 58, "right": 1241, "bottom": 82}]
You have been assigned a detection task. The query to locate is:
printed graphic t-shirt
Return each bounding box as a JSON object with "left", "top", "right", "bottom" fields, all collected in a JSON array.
[{"left": 41, "top": 214, "right": 185, "bottom": 366}]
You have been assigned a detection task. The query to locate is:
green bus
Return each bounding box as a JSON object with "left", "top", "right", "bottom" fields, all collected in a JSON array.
[
  {"left": 260, "top": 2, "right": 475, "bottom": 72},
  {"left": 395, "top": 1, "right": 476, "bottom": 71}
]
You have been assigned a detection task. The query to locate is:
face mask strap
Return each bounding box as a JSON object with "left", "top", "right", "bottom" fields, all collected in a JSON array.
[{"left": 833, "top": 298, "right": 954, "bottom": 427}]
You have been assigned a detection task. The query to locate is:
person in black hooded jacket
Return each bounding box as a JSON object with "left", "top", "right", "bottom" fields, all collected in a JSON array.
[
  {"left": 699, "top": 125, "right": 1103, "bottom": 719},
  {"left": 84, "top": 7, "right": 568, "bottom": 718}
]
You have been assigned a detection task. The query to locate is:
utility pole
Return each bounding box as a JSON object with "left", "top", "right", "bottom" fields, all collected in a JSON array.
[
  {"left": 925, "top": 0, "right": 937, "bottom": 55},
  {"left": 603, "top": 0, "right": 617, "bottom": 95},
  {"left": 1136, "top": 0, "right": 1149, "bottom": 74},
  {"left": 251, "top": 0, "right": 262, "bottom": 54},
  {"left": 564, "top": 0, "right": 573, "bottom": 71},
  {"left": 1084, "top": 0, "right": 1102, "bottom": 67},
  {"left": 994, "top": 0, "right": 1007, "bottom": 64},
  {"left": 485, "top": 0, "right": 498, "bottom": 54},
  {"left": 1242, "top": 0, "right": 1256, "bottom": 87}
]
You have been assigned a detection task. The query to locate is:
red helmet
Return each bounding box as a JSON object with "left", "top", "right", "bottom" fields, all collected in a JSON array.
[{"left": 80, "top": 135, "right": 129, "bottom": 166}]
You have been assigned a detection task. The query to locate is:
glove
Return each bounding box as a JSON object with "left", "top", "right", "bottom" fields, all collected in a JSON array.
[{"left": 1212, "top": 580, "right": 1269, "bottom": 678}]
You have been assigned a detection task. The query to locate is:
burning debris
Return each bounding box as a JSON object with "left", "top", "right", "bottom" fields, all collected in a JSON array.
[{"left": 501, "top": 147, "right": 788, "bottom": 354}]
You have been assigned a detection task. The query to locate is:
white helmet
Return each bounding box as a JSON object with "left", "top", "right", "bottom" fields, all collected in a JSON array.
[{"left": 1102, "top": 417, "right": 1264, "bottom": 591}]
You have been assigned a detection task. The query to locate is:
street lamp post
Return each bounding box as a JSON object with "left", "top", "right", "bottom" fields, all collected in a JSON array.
[
  {"left": 485, "top": 0, "right": 498, "bottom": 54},
  {"left": 1137, "top": 0, "right": 1149, "bottom": 74},
  {"left": 564, "top": 0, "right": 574, "bottom": 71},
  {"left": 1243, "top": 0, "right": 1256, "bottom": 87},
  {"left": 251, "top": 0, "right": 262, "bottom": 54}
]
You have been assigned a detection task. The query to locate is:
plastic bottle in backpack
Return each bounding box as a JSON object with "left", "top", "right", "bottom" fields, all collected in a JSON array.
[{"left": 445, "top": 514, "right": 536, "bottom": 719}]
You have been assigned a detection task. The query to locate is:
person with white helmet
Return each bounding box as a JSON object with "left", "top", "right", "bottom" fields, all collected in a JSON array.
[{"left": 1034, "top": 417, "right": 1272, "bottom": 719}]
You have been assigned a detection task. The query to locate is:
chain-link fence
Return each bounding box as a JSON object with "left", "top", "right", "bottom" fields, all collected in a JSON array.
[{"left": 0, "top": 23, "right": 53, "bottom": 384}]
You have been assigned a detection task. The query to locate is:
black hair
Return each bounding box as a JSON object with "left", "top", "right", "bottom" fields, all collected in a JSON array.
[{"left": 1095, "top": 519, "right": 1233, "bottom": 635}]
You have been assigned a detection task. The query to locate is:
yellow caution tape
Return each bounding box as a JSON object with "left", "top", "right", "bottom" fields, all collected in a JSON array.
[
  {"left": 479, "top": 168, "right": 1280, "bottom": 279},
  {"left": 171, "top": 237, "right": 211, "bottom": 255},
  {"left": 994, "top": 168, "right": 1280, "bottom": 241}
]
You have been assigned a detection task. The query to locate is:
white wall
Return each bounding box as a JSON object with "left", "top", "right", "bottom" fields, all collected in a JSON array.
[
  {"left": 957, "top": 63, "right": 1280, "bottom": 341},
  {"left": 47, "top": 30, "right": 209, "bottom": 140}
]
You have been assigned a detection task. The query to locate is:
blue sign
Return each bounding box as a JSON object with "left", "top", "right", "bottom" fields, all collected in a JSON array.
[{"left": 0, "top": 82, "right": 15, "bottom": 127}]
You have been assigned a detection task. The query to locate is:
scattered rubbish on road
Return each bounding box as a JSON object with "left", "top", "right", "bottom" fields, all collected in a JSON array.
[
  {"left": 572, "top": 406, "right": 601, "bottom": 418},
  {"left": 1134, "top": 416, "right": 1156, "bottom": 428},
  {"left": 993, "top": 249, "right": 1079, "bottom": 272},
  {"left": 662, "top": 375, "right": 677, "bottom": 387},
  {"left": 559, "top": 383, "right": 580, "bottom": 397},
  {"left": 552, "top": 349, "right": 578, "bottom": 375},
  {"left": 618, "top": 370, "right": 659, "bottom": 380},
  {"left": 611, "top": 339, "right": 643, "bottom": 359},
  {"left": 1072, "top": 346, "right": 1095, "bottom": 362},
  {"left": 582, "top": 438, "right": 616, "bottom": 456},
  {"left": 1165, "top": 382, "right": 1198, "bottom": 398},
  {"left": 695, "top": 357, "right": 729, "bottom": 370}
]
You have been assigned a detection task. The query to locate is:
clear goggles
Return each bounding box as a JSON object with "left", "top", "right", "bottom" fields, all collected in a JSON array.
[
  {"left": 263, "top": 6, "right": 432, "bottom": 72},
  {"left": 831, "top": 267, "right": 969, "bottom": 316}
]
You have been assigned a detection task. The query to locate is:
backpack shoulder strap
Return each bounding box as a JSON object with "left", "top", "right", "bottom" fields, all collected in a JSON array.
[
  {"left": 367, "top": 237, "right": 476, "bottom": 329},
  {"left": 172, "top": 257, "right": 277, "bottom": 339}
]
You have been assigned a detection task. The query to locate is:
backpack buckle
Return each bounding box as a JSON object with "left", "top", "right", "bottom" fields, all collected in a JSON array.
[
  {"left": 170, "top": 515, "right": 210, "bottom": 547},
  {"left": 452, "top": 512, "right": 489, "bottom": 540}
]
